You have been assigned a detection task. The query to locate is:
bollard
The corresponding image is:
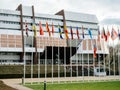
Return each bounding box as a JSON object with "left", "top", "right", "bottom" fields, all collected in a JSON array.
[
  {"left": 44, "top": 81, "right": 46, "bottom": 90},
  {"left": 22, "top": 77, "right": 24, "bottom": 84}
]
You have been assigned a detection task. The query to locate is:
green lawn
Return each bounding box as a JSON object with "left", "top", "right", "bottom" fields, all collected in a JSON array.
[{"left": 25, "top": 81, "right": 120, "bottom": 90}]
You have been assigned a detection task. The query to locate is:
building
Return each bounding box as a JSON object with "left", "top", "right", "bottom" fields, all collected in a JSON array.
[{"left": 0, "top": 4, "right": 108, "bottom": 65}]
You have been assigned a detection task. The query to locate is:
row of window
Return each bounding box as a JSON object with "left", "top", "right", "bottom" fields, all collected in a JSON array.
[
  {"left": 0, "top": 13, "right": 19, "bottom": 17},
  {"left": 0, "top": 21, "right": 20, "bottom": 24}
]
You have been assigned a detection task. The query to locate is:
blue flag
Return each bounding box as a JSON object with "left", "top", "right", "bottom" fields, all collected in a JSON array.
[
  {"left": 88, "top": 28, "right": 92, "bottom": 39},
  {"left": 58, "top": 25, "right": 63, "bottom": 39}
]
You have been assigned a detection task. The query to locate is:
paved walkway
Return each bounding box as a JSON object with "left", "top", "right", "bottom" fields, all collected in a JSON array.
[{"left": 1, "top": 76, "right": 120, "bottom": 90}]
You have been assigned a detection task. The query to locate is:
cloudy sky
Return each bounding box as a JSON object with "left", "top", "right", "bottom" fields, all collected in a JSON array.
[{"left": 0, "top": 0, "right": 120, "bottom": 25}]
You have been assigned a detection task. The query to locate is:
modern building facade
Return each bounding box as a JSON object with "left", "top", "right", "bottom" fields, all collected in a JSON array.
[{"left": 0, "top": 4, "right": 108, "bottom": 65}]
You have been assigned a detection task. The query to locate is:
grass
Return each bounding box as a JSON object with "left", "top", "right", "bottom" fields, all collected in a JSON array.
[{"left": 25, "top": 81, "right": 120, "bottom": 90}]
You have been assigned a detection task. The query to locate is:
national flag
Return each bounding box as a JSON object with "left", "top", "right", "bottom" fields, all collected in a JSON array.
[
  {"left": 111, "top": 27, "right": 118, "bottom": 40},
  {"left": 39, "top": 21, "right": 44, "bottom": 35},
  {"left": 46, "top": 22, "right": 51, "bottom": 37},
  {"left": 64, "top": 24, "right": 69, "bottom": 39},
  {"left": 58, "top": 25, "right": 63, "bottom": 39},
  {"left": 32, "top": 21, "right": 37, "bottom": 37},
  {"left": 97, "top": 29, "right": 100, "bottom": 42},
  {"left": 101, "top": 27, "right": 107, "bottom": 41},
  {"left": 106, "top": 27, "right": 110, "bottom": 41},
  {"left": 88, "top": 28, "right": 92, "bottom": 39},
  {"left": 52, "top": 22, "right": 54, "bottom": 35},
  {"left": 118, "top": 28, "right": 120, "bottom": 39},
  {"left": 25, "top": 20, "right": 28, "bottom": 37},
  {"left": 70, "top": 26, "right": 74, "bottom": 39},
  {"left": 76, "top": 27, "right": 80, "bottom": 39},
  {"left": 82, "top": 25, "right": 85, "bottom": 39},
  {"left": 93, "top": 44, "right": 97, "bottom": 58}
]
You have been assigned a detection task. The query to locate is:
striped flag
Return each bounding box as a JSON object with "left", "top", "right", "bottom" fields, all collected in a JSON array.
[
  {"left": 58, "top": 25, "right": 63, "bottom": 39},
  {"left": 52, "top": 22, "right": 54, "bottom": 35},
  {"left": 111, "top": 27, "right": 118, "bottom": 40},
  {"left": 39, "top": 21, "right": 44, "bottom": 35},
  {"left": 46, "top": 22, "right": 51, "bottom": 37},
  {"left": 76, "top": 27, "right": 80, "bottom": 39},
  {"left": 82, "top": 25, "right": 85, "bottom": 39},
  {"left": 64, "top": 24, "right": 69, "bottom": 39},
  {"left": 25, "top": 20, "right": 28, "bottom": 37},
  {"left": 70, "top": 26, "right": 74, "bottom": 39}
]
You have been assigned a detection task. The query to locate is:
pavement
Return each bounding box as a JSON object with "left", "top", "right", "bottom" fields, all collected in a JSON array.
[{"left": 1, "top": 76, "right": 120, "bottom": 90}]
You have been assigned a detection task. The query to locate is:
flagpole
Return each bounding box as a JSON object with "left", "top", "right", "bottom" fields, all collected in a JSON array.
[
  {"left": 64, "top": 41, "right": 66, "bottom": 83},
  {"left": 45, "top": 37, "right": 47, "bottom": 80},
  {"left": 51, "top": 22, "right": 53, "bottom": 84},
  {"left": 82, "top": 40, "right": 84, "bottom": 82},
  {"left": 31, "top": 35, "right": 33, "bottom": 84},
  {"left": 113, "top": 40, "right": 115, "bottom": 76},
  {"left": 58, "top": 37, "right": 60, "bottom": 83},
  {"left": 87, "top": 39, "right": 90, "bottom": 82},
  {"left": 103, "top": 40, "right": 106, "bottom": 80},
  {"left": 91, "top": 37, "right": 95, "bottom": 82},
  {"left": 70, "top": 37, "right": 72, "bottom": 83},
  {"left": 76, "top": 39, "right": 79, "bottom": 82},
  {"left": 52, "top": 36, "right": 53, "bottom": 84},
  {"left": 23, "top": 34, "right": 26, "bottom": 84},
  {"left": 118, "top": 47, "right": 120, "bottom": 80},
  {"left": 38, "top": 37, "right": 40, "bottom": 84}
]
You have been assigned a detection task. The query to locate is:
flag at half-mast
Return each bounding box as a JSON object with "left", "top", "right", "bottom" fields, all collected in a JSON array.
[
  {"left": 25, "top": 20, "right": 28, "bottom": 37},
  {"left": 52, "top": 22, "right": 54, "bottom": 36},
  {"left": 76, "top": 27, "right": 80, "bottom": 39},
  {"left": 39, "top": 21, "right": 44, "bottom": 35},
  {"left": 46, "top": 22, "right": 51, "bottom": 37},
  {"left": 58, "top": 25, "right": 63, "bottom": 39},
  {"left": 111, "top": 27, "right": 118, "bottom": 40},
  {"left": 32, "top": 21, "right": 37, "bottom": 37},
  {"left": 70, "top": 26, "right": 74, "bottom": 39},
  {"left": 64, "top": 24, "right": 69, "bottom": 39}
]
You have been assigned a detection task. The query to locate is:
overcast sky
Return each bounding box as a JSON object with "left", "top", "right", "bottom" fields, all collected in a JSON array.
[{"left": 0, "top": 0, "right": 120, "bottom": 25}]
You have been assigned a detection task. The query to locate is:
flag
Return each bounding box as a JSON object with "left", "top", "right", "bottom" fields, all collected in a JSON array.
[
  {"left": 106, "top": 28, "right": 110, "bottom": 41},
  {"left": 93, "top": 44, "right": 97, "bottom": 58},
  {"left": 82, "top": 25, "right": 85, "bottom": 39},
  {"left": 32, "top": 22, "right": 37, "bottom": 37},
  {"left": 97, "top": 29, "right": 100, "bottom": 42},
  {"left": 70, "top": 26, "right": 74, "bottom": 39},
  {"left": 111, "top": 27, "right": 118, "bottom": 40},
  {"left": 52, "top": 22, "right": 54, "bottom": 35},
  {"left": 101, "top": 27, "right": 107, "bottom": 41},
  {"left": 39, "top": 22, "right": 44, "bottom": 35},
  {"left": 118, "top": 28, "right": 120, "bottom": 39},
  {"left": 58, "top": 25, "right": 63, "bottom": 39},
  {"left": 64, "top": 24, "right": 69, "bottom": 39},
  {"left": 46, "top": 22, "right": 51, "bottom": 37},
  {"left": 88, "top": 28, "right": 92, "bottom": 39},
  {"left": 25, "top": 21, "right": 28, "bottom": 37},
  {"left": 76, "top": 27, "right": 80, "bottom": 39}
]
